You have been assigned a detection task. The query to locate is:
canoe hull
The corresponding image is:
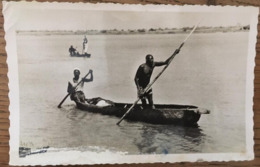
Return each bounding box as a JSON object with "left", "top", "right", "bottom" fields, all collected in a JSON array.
[
  {"left": 75, "top": 99, "right": 207, "bottom": 125},
  {"left": 70, "top": 53, "right": 91, "bottom": 57}
]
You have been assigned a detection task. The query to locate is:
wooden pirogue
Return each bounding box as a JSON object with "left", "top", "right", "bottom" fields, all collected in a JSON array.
[
  {"left": 74, "top": 97, "right": 210, "bottom": 126},
  {"left": 70, "top": 52, "right": 91, "bottom": 57}
]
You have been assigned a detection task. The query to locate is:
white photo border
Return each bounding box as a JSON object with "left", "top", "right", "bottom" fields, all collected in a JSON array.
[{"left": 3, "top": 1, "right": 258, "bottom": 165}]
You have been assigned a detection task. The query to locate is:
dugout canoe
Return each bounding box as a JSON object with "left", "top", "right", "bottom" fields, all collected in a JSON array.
[
  {"left": 70, "top": 52, "right": 91, "bottom": 57},
  {"left": 74, "top": 97, "right": 210, "bottom": 126}
]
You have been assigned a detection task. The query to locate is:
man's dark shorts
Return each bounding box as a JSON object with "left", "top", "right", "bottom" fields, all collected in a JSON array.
[{"left": 70, "top": 91, "right": 86, "bottom": 102}]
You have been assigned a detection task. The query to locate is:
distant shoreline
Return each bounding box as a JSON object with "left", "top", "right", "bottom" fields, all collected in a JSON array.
[{"left": 17, "top": 25, "right": 249, "bottom": 36}]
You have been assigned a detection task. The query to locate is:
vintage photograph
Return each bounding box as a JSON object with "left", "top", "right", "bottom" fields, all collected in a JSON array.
[{"left": 3, "top": 1, "right": 258, "bottom": 165}]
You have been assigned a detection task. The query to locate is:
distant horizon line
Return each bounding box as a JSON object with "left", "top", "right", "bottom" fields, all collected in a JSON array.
[{"left": 16, "top": 24, "right": 250, "bottom": 33}]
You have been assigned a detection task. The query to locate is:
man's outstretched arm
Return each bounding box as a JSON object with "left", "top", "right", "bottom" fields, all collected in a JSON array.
[{"left": 154, "top": 49, "right": 180, "bottom": 66}]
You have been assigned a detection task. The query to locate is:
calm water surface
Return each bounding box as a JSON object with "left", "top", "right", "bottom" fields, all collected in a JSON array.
[{"left": 17, "top": 32, "right": 248, "bottom": 154}]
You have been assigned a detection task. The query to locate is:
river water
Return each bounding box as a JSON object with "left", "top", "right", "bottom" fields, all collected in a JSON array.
[{"left": 17, "top": 32, "right": 248, "bottom": 154}]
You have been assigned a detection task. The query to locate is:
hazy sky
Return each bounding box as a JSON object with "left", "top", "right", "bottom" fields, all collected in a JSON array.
[{"left": 5, "top": 2, "right": 255, "bottom": 31}]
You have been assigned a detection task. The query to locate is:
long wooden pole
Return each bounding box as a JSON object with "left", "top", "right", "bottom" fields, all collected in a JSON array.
[
  {"left": 57, "top": 71, "right": 91, "bottom": 108},
  {"left": 116, "top": 21, "right": 201, "bottom": 125}
]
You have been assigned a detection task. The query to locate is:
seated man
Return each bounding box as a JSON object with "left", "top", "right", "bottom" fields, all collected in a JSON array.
[
  {"left": 67, "top": 68, "right": 93, "bottom": 102},
  {"left": 68, "top": 68, "right": 113, "bottom": 107},
  {"left": 69, "top": 45, "right": 77, "bottom": 56}
]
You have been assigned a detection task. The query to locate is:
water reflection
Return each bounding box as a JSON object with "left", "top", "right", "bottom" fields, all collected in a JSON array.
[
  {"left": 133, "top": 124, "right": 206, "bottom": 154},
  {"left": 64, "top": 105, "right": 89, "bottom": 121},
  {"left": 63, "top": 105, "right": 207, "bottom": 154}
]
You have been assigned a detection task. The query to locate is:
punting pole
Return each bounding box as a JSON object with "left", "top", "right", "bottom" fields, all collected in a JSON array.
[{"left": 116, "top": 20, "right": 201, "bottom": 125}]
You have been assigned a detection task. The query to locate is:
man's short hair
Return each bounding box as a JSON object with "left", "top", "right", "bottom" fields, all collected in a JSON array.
[{"left": 146, "top": 54, "right": 153, "bottom": 60}]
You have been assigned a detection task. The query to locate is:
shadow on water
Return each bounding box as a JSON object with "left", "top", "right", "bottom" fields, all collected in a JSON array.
[
  {"left": 61, "top": 104, "right": 90, "bottom": 121},
  {"left": 133, "top": 124, "right": 206, "bottom": 154}
]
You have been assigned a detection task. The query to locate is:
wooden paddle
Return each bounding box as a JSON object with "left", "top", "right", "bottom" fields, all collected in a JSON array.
[
  {"left": 116, "top": 21, "right": 201, "bottom": 125},
  {"left": 57, "top": 71, "right": 91, "bottom": 108}
]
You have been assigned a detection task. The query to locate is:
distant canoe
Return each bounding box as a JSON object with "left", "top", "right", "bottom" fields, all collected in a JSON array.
[
  {"left": 74, "top": 97, "right": 210, "bottom": 126},
  {"left": 70, "top": 53, "right": 91, "bottom": 58}
]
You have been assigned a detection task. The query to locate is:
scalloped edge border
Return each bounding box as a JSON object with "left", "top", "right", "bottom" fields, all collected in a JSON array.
[{"left": 2, "top": 1, "right": 259, "bottom": 165}]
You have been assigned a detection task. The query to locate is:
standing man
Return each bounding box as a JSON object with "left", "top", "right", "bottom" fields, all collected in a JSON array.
[
  {"left": 67, "top": 68, "right": 93, "bottom": 102},
  {"left": 83, "top": 35, "right": 88, "bottom": 55},
  {"left": 134, "top": 51, "right": 179, "bottom": 109}
]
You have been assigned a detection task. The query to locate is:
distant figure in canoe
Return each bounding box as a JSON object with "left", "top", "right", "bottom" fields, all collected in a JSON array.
[
  {"left": 67, "top": 68, "right": 93, "bottom": 102},
  {"left": 82, "top": 35, "right": 88, "bottom": 55},
  {"left": 135, "top": 52, "right": 179, "bottom": 109},
  {"left": 69, "top": 45, "right": 77, "bottom": 56}
]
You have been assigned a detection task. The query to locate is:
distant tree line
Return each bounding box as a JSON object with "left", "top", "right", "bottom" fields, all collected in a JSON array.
[{"left": 16, "top": 25, "right": 250, "bottom": 35}]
